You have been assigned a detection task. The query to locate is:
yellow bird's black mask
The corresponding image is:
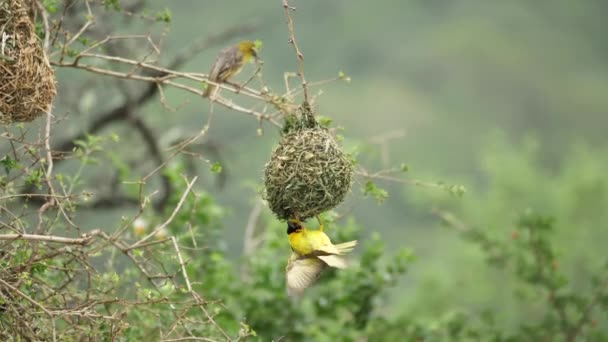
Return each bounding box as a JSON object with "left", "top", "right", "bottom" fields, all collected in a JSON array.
[{"left": 287, "top": 221, "right": 301, "bottom": 235}]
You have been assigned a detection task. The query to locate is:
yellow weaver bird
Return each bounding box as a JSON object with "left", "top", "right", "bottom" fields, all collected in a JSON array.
[
  {"left": 285, "top": 219, "right": 357, "bottom": 295},
  {"left": 287, "top": 219, "right": 357, "bottom": 263},
  {"left": 203, "top": 40, "right": 259, "bottom": 98}
]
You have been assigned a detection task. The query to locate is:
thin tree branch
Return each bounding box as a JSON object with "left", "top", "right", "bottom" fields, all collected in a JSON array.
[
  {"left": 127, "top": 114, "right": 173, "bottom": 211},
  {"left": 0, "top": 231, "right": 100, "bottom": 245},
  {"left": 282, "top": 0, "right": 309, "bottom": 103},
  {"left": 126, "top": 176, "right": 197, "bottom": 251}
]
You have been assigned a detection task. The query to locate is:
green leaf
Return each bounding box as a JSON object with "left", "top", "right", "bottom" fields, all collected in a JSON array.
[
  {"left": 66, "top": 47, "right": 79, "bottom": 58},
  {"left": 317, "top": 116, "right": 333, "bottom": 128},
  {"left": 210, "top": 162, "right": 222, "bottom": 174},
  {"left": 338, "top": 70, "right": 351, "bottom": 82},
  {"left": 34, "top": 22, "right": 45, "bottom": 40},
  {"left": 42, "top": 0, "right": 58, "bottom": 13},
  {"left": 155, "top": 8, "right": 172, "bottom": 23},
  {"left": 0, "top": 155, "right": 20, "bottom": 174},
  {"left": 78, "top": 37, "right": 91, "bottom": 46},
  {"left": 103, "top": 0, "right": 121, "bottom": 11},
  {"left": 447, "top": 184, "right": 466, "bottom": 196},
  {"left": 253, "top": 39, "right": 263, "bottom": 52},
  {"left": 25, "top": 169, "right": 44, "bottom": 190},
  {"left": 363, "top": 180, "right": 389, "bottom": 204}
]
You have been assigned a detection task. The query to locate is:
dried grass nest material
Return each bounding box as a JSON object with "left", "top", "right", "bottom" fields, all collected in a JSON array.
[
  {"left": 0, "top": 0, "right": 56, "bottom": 124},
  {"left": 264, "top": 121, "right": 353, "bottom": 221}
]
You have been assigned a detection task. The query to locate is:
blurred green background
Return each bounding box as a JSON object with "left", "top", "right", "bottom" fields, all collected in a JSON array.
[{"left": 51, "top": 0, "right": 608, "bottom": 336}]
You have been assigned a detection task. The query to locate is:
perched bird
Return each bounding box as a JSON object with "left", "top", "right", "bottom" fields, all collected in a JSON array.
[
  {"left": 285, "top": 218, "right": 357, "bottom": 295},
  {"left": 203, "top": 40, "right": 259, "bottom": 98}
]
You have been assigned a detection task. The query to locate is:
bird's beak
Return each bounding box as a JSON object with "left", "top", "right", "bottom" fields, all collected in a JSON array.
[{"left": 251, "top": 50, "right": 262, "bottom": 64}]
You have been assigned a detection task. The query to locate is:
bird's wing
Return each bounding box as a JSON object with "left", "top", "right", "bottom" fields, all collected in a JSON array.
[
  {"left": 204, "top": 48, "right": 244, "bottom": 97},
  {"left": 207, "top": 55, "right": 224, "bottom": 82},
  {"left": 216, "top": 49, "right": 244, "bottom": 82},
  {"left": 308, "top": 232, "right": 341, "bottom": 255},
  {"left": 317, "top": 255, "right": 348, "bottom": 269},
  {"left": 286, "top": 253, "right": 326, "bottom": 297},
  {"left": 314, "top": 244, "right": 341, "bottom": 255},
  {"left": 296, "top": 239, "right": 357, "bottom": 270}
]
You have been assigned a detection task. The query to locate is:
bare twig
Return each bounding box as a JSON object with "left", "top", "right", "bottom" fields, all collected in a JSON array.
[
  {"left": 282, "top": 0, "right": 309, "bottom": 103},
  {"left": 356, "top": 167, "right": 446, "bottom": 189},
  {"left": 431, "top": 208, "right": 470, "bottom": 233},
  {"left": 171, "top": 236, "right": 192, "bottom": 292},
  {"left": 126, "top": 176, "right": 197, "bottom": 251},
  {"left": 35, "top": 0, "right": 51, "bottom": 52},
  {"left": 242, "top": 199, "right": 264, "bottom": 256},
  {"left": 0, "top": 231, "right": 100, "bottom": 245}
]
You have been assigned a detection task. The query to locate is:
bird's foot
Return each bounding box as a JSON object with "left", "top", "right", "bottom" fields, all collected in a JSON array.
[{"left": 315, "top": 215, "right": 324, "bottom": 232}]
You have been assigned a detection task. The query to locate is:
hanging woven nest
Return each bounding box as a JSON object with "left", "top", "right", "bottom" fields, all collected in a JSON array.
[
  {"left": 264, "top": 104, "right": 353, "bottom": 221},
  {"left": 0, "top": 0, "right": 56, "bottom": 124}
]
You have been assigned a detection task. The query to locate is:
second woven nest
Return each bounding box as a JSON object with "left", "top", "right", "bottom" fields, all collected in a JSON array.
[
  {"left": 0, "top": 0, "right": 56, "bottom": 124},
  {"left": 264, "top": 113, "right": 353, "bottom": 221}
]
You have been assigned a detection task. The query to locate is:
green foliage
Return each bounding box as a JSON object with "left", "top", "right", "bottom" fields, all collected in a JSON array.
[
  {"left": 209, "top": 162, "right": 222, "bottom": 174},
  {"left": 225, "top": 224, "right": 413, "bottom": 341},
  {"left": 34, "top": 21, "right": 45, "bottom": 40},
  {"left": 155, "top": 8, "right": 171, "bottom": 23},
  {"left": 402, "top": 137, "right": 608, "bottom": 340},
  {"left": 253, "top": 39, "right": 263, "bottom": 52},
  {"left": 316, "top": 115, "right": 333, "bottom": 128},
  {"left": 78, "top": 37, "right": 91, "bottom": 46},
  {"left": 337, "top": 70, "right": 351, "bottom": 82},
  {"left": 345, "top": 208, "right": 608, "bottom": 341},
  {"left": 0, "top": 155, "right": 20, "bottom": 174},
  {"left": 102, "top": 0, "right": 121, "bottom": 11},
  {"left": 42, "top": 0, "right": 58, "bottom": 14},
  {"left": 104, "top": 165, "right": 414, "bottom": 340},
  {"left": 25, "top": 169, "right": 44, "bottom": 189},
  {"left": 363, "top": 180, "right": 388, "bottom": 204}
]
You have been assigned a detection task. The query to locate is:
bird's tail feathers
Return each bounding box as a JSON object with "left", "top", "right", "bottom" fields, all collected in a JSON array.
[
  {"left": 334, "top": 240, "right": 357, "bottom": 254},
  {"left": 203, "top": 84, "right": 217, "bottom": 98}
]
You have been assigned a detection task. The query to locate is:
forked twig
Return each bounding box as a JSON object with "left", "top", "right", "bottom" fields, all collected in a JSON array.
[
  {"left": 282, "top": 0, "right": 309, "bottom": 103},
  {"left": 126, "top": 176, "right": 197, "bottom": 251}
]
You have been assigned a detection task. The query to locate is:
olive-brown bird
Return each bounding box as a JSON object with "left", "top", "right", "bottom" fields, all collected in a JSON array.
[
  {"left": 285, "top": 219, "right": 357, "bottom": 295},
  {"left": 203, "top": 40, "right": 259, "bottom": 98}
]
